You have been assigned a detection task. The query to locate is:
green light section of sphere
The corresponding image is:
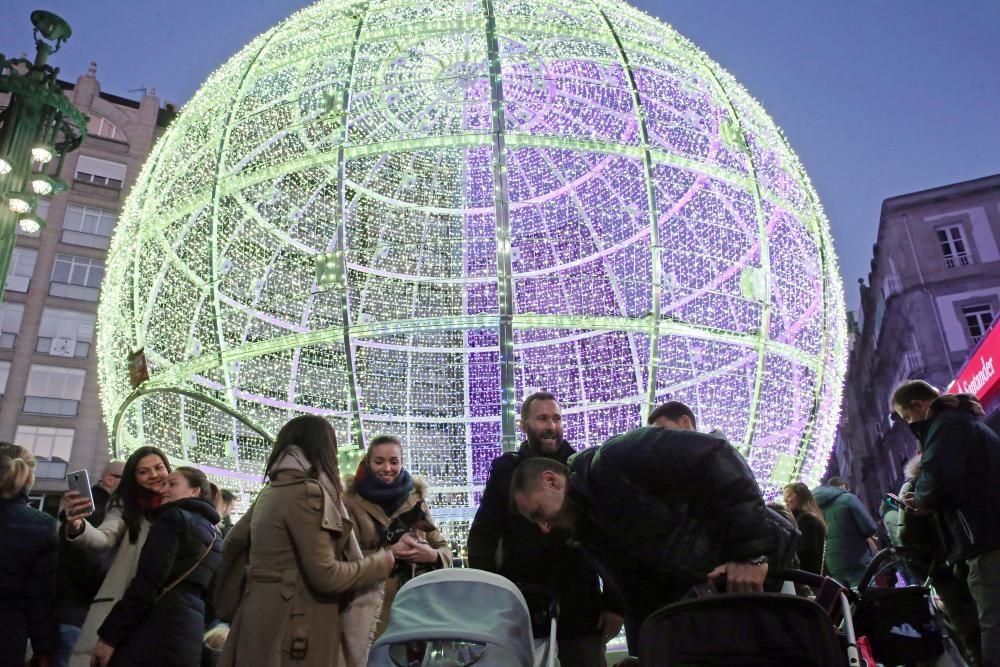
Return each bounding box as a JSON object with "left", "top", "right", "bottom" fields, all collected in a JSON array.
[{"left": 97, "top": 0, "right": 847, "bottom": 514}]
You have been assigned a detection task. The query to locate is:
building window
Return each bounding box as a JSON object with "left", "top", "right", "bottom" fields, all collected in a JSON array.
[
  {"left": 24, "top": 364, "right": 86, "bottom": 416},
  {"left": 0, "top": 360, "right": 10, "bottom": 395},
  {"left": 963, "top": 304, "right": 994, "bottom": 345},
  {"left": 49, "top": 254, "right": 104, "bottom": 301},
  {"left": 937, "top": 225, "right": 971, "bottom": 269},
  {"left": 6, "top": 247, "right": 37, "bottom": 293},
  {"left": 0, "top": 303, "right": 24, "bottom": 348},
  {"left": 63, "top": 204, "right": 116, "bottom": 249},
  {"left": 74, "top": 156, "right": 126, "bottom": 189},
  {"left": 36, "top": 308, "right": 96, "bottom": 358},
  {"left": 87, "top": 115, "right": 127, "bottom": 143},
  {"left": 15, "top": 425, "right": 74, "bottom": 462}
]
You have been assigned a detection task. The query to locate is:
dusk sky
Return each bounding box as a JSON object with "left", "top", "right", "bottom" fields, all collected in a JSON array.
[{"left": 3, "top": 1, "right": 998, "bottom": 309}]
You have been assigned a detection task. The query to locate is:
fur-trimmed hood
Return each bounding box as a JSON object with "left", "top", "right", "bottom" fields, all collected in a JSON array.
[{"left": 929, "top": 392, "right": 984, "bottom": 419}]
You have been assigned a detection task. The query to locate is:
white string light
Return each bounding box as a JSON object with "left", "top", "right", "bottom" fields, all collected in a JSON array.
[{"left": 97, "top": 0, "right": 847, "bottom": 537}]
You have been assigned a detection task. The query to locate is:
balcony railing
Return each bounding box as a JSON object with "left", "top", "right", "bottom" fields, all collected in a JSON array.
[
  {"left": 48, "top": 282, "right": 100, "bottom": 302},
  {"left": 23, "top": 396, "right": 79, "bottom": 417}
]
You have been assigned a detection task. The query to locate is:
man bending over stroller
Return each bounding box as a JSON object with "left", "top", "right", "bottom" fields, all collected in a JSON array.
[{"left": 511, "top": 426, "right": 798, "bottom": 654}]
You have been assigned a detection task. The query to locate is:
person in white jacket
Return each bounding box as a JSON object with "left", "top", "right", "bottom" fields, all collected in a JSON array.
[{"left": 62, "top": 446, "right": 171, "bottom": 667}]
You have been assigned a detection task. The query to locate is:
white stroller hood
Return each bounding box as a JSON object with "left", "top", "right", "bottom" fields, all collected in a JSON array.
[{"left": 368, "top": 568, "right": 535, "bottom": 667}]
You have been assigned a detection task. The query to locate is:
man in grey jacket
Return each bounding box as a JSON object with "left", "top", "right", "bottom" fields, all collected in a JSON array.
[{"left": 812, "top": 476, "right": 878, "bottom": 588}]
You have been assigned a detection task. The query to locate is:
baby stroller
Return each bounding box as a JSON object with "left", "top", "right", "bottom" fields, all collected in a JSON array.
[
  {"left": 637, "top": 568, "right": 864, "bottom": 666},
  {"left": 368, "top": 568, "right": 557, "bottom": 667},
  {"left": 853, "top": 547, "right": 967, "bottom": 666}
]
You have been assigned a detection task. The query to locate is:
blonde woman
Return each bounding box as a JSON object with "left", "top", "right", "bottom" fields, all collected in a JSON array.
[{"left": 0, "top": 442, "right": 58, "bottom": 667}]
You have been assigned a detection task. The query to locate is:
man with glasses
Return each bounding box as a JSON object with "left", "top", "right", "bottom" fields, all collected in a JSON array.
[
  {"left": 91, "top": 460, "right": 124, "bottom": 526},
  {"left": 892, "top": 380, "right": 1000, "bottom": 665}
]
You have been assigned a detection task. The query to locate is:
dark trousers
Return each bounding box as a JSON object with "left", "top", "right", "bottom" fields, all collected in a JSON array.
[
  {"left": 932, "top": 563, "right": 983, "bottom": 666},
  {"left": 557, "top": 635, "right": 608, "bottom": 667},
  {"left": 967, "top": 549, "right": 1000, "bottom": 667}
]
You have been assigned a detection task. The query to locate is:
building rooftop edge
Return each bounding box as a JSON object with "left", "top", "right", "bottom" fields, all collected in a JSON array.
[
  {"left": 57, "top": 79, "right": 143, "bottom": 110},
  {"left": 881, "top": 173, "right": 1000, "bottom": 217}
]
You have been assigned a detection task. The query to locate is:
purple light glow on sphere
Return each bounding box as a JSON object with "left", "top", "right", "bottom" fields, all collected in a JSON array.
[{"left": 98, "top": 0, "right": 847, "bottom": 524}]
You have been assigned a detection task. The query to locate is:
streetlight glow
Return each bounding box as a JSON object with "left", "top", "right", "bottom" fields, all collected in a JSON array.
[
  {"left": 18, "top": 214, "right": 42, "bottom": 234},
  {"left": 0, "top": 10, "right": 86, "bottom": 297},
  {"left": 6, "top": 193, "right": 34, "bottom": 214},
  {"left": 30, "top": 144, "right": 55, "bottom": 164},
  {"left": 30, "top": 175, "right": 53, "bottom": 196}
]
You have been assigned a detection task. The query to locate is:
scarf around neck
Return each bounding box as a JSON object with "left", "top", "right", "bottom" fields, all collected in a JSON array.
[
  {"left": 267, "top": 445, "right": 383, "bottom": 667},
  {"left": 354, "top": 466, "right": 414, "bottom": 516}
]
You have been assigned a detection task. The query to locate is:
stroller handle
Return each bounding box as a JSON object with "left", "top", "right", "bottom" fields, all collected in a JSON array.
[
  {"left": 855, "top": 547, "right": 898, "bottom": 593},
  {"left": 767, "top": 567, "right": 860, "bottom": 602}
]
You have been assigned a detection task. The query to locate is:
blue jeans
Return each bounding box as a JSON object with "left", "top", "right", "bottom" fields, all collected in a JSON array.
[{"left": 55, "top": 624, "right": 81, "bottom": 667}]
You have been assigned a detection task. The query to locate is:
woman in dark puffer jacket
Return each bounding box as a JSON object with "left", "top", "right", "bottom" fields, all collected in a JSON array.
[
  {"left": 90, "top": 467, "right": 222, "bottom": 667},
  {"left": 0, "top": 443, "right": 58, "bottom": 667}
]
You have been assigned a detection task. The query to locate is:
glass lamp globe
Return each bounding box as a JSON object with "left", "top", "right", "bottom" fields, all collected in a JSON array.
[
  {"left": 97, "top": 0, "right": 847, "bottom": 524},
  {"left": 6, "top": 193, "right": 33, "bottom": 214},
  {"left": 31, "top": 144, "right": 55, "bottom": 164},
  {"left": 18, "top": 215, "right": 42, "bottom": 234}
]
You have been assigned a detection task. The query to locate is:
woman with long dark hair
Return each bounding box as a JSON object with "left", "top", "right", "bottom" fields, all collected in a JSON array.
[
  {"left": 216, "top": 415, "right": 393, "bottom": 667},
  {"left": 89, "top": 466, "right": 222, "bottom": 666},
  {"left": 343, "top": 433, "right": 452, "bottom": 637},
  {"left": 63, "top": 446, "right": 170, "bottom": 667},
  {"left": 783, "top": 482, "right": 827, "bottom": 575}
]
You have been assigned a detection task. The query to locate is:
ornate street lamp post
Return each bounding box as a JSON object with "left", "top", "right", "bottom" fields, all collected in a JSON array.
[{"left": 0, "top": 10, "right": 87, "bottom": 299}]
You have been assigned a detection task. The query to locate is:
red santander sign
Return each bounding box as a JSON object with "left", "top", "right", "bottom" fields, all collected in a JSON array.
[{"left": 948, "top": 324, "right": 1000, "bottom": 401}]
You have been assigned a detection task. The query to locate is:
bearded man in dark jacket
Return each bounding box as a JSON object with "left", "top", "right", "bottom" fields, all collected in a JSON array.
[
  {"left": 892, "top": 381, "right": 1000, "bottom": 665},
  {"left": 511, "top": 426, "right": 798, "bottom": 653},
  {"left": 468, "top": 392, "right": 624, "bottom": 666}
]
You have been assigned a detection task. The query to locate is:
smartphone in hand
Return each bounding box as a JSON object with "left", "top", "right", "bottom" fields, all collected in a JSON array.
[{"left": 66, "top": 469, "right": 95, "bottom": 517}]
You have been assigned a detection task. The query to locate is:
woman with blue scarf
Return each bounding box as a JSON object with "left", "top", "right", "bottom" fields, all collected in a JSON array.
[{"left": 343, "top": 434, "right": 452, "bottom": 636}]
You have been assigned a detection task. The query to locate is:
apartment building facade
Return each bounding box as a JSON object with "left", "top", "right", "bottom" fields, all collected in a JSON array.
[
  {"left": 0, "top": 64, "right": 167, "bottom": 511},
  {"left": 836, "top": 173, "right": 1000, "bottom": 511}
]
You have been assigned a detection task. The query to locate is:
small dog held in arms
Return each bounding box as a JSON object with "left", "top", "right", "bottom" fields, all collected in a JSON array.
[
  {"left": 379, "top": 501, "right": 437, "bottom": 545},
  {"left": 377, "top": 501, "right": 437, "bottom": 582}
]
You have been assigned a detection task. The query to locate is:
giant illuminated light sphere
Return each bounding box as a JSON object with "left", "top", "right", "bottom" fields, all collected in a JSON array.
[{"left": 97, "top": 0, "right": 846, "bottom": 524}]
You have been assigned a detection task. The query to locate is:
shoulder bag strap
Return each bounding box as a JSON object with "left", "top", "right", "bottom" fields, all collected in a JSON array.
[{"left": 156, "top": 527, "right": 219, "bottom": 603}]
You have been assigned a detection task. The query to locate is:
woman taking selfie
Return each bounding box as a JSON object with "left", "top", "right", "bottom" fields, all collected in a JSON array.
[
  {"left": 64, "top": 446, "right": 170, "bottom": 667},
  {"left": 216, "top": 415, "right": 394, "bottom": 667},
  {"left": 89, "top": 466, "right": 222, "bottom": 666},
  {"left": 343, "top": 434, "right": 452, "bottom": 636}
]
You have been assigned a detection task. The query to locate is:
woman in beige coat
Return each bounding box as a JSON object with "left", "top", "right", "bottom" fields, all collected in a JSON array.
[
  {"left": 215, "top": 415, "right": 394, "bottom": 667},
  {"left": 343, "top": 434, "right": 452, "bottom": 637},
  {"left": 62, "top": 446, "right": 170, "bottom": 667}
]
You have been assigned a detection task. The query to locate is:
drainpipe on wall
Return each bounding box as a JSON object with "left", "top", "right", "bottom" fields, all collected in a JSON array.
[{"left": 902, "top": 213, "right": 957, "bottom": 377}]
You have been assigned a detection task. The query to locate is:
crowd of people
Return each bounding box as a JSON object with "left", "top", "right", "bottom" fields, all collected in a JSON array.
[{"left": 0, "top": 381, "right": 997, "bottom": 666}]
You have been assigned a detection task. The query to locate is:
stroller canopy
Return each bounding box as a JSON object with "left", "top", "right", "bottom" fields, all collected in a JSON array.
[{"left": 369, "top": 569, "right": 535, "bottom": 666}]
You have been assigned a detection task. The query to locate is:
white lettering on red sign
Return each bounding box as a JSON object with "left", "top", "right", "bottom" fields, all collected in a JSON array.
[{"left": 960, "top": 356, "right": 996, "bottom": 396}]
